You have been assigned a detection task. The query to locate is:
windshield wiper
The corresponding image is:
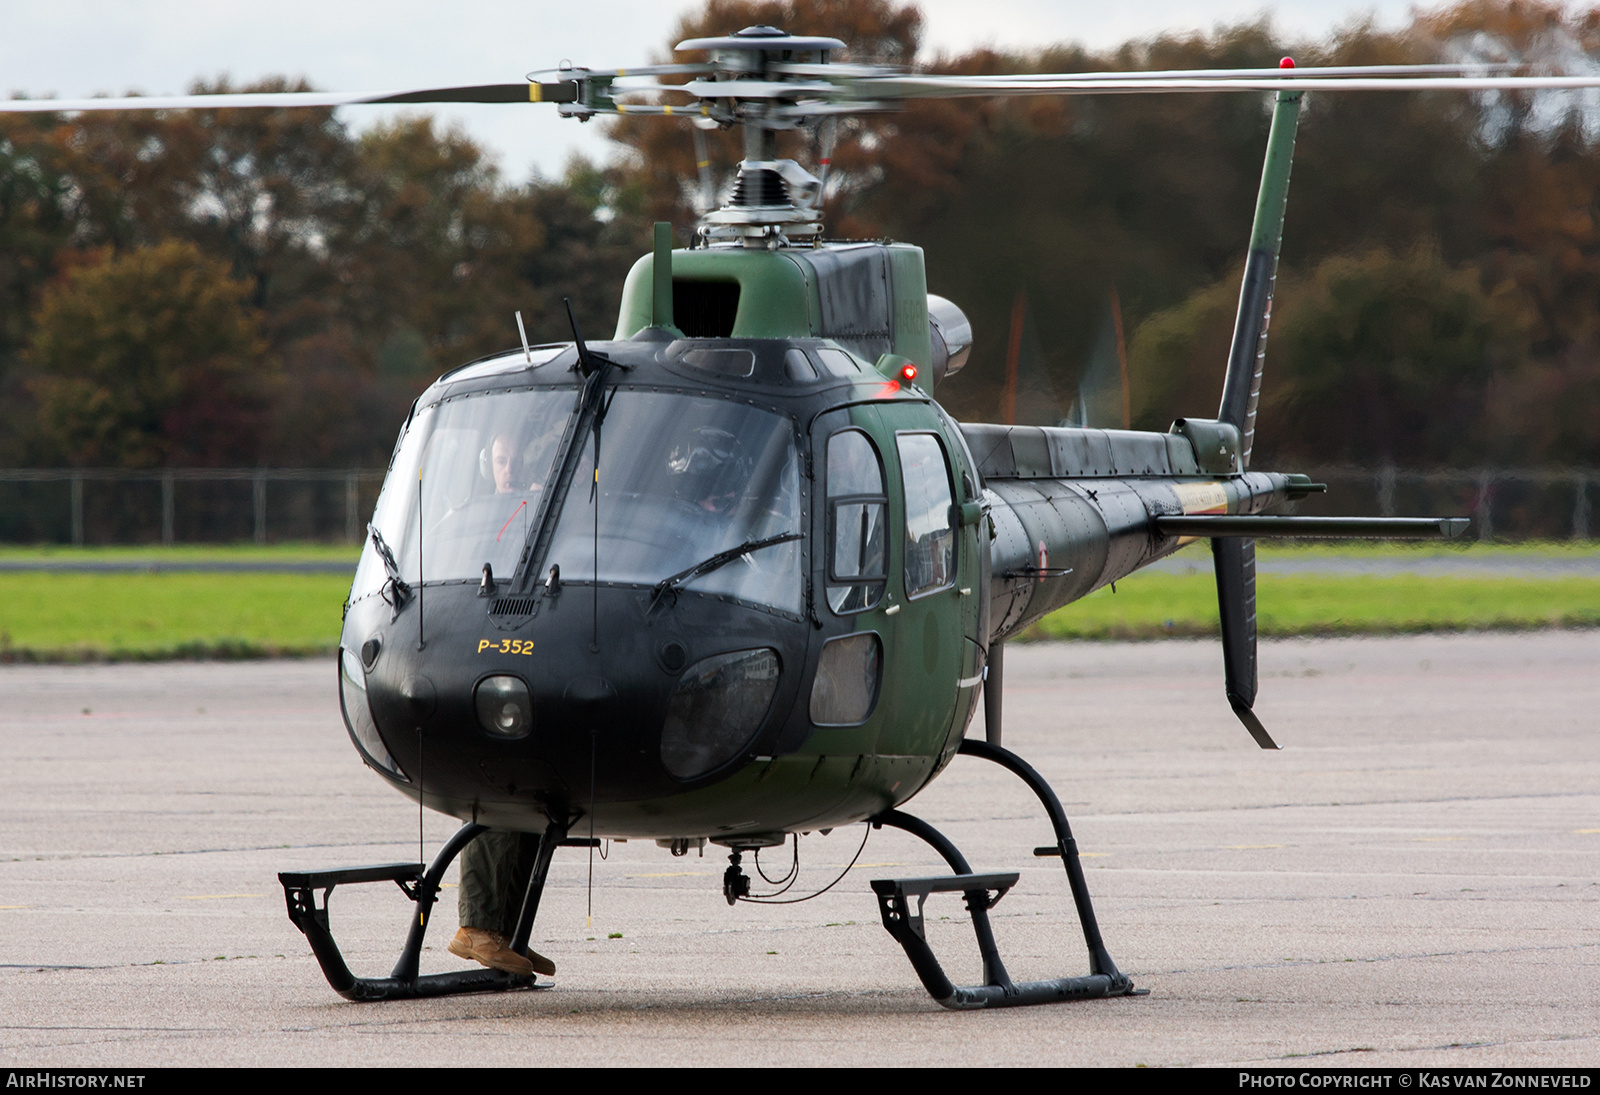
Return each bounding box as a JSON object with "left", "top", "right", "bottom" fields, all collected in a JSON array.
[
  {"left": 368, "top": 523, "right": 411, "bottom": 614},
  {"left": 508, "top": 299, "right": 628, "bottom": 605},
  {"left": 649, "top": 533, "right": 803, "bottom": 611}
]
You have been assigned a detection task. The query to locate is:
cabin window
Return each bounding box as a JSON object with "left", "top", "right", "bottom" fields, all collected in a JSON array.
[
  {"left": 662, "top": 648, "right": 782, "bottom": 779},
  {"left": 354, "top": 388, "right": 576, "bottom": 597},
  {"left": 810, "top": 632, "right": 882, "bottom": 726},
  {"left": 355, "top": 388, "right": 803, "bottom": 616},
  {"left": 897, "top": 433, "right": 955, "bottom": 599},
  {"left": 825, "top": 428, "right": 887, "bottom": 614},
  {"left": 671, "top": 345, "right": 755, "bottom": 378},
  {"left": 783, "top": 348, "right": 818, "bottom": 382},
  {"left": 545, "top": 392, "right": 802, "bottom": 615},
  {"left": 673, "top": 279, "right": 740, "bottom": 338}
]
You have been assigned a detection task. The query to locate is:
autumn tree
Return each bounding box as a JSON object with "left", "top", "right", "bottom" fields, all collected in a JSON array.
[
  {"left": 26, "top": 241, "right": 272, "bottom": 467},
  {"left": 0, "top": 115, "right": 72, "bottom": 371}
]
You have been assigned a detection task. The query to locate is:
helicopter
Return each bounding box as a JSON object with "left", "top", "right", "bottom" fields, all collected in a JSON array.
[{"left": 12, "top": 24, "right": 1593, "bottom": 1009}]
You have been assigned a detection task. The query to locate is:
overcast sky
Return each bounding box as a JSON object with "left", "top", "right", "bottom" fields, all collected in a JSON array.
[{"left": 3, "top": 0, "right": 1438, "bottom": 181}]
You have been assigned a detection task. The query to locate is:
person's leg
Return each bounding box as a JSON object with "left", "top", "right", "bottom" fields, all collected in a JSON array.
[
  {"left": 450, "top": 829, "right": 555, "bottom": 977},
  {"left": 458, "top": 829, "right": 524, "bottom": 931}
]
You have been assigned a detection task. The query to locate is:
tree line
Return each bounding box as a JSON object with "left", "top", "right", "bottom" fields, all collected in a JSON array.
[
  {"left": 0, "top": 88, "right": 652, "bottom": 468},
  {"left": 3, "top": 0, "right": 1598, "bottom": 472}
]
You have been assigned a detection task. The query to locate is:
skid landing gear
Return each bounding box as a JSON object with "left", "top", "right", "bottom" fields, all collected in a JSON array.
[
  {"left": 278, "top": 818, "right": 587, "bottom": 1001},
  {"left": 867, "top": 738, "right": 1147, "bottom": 1009}
]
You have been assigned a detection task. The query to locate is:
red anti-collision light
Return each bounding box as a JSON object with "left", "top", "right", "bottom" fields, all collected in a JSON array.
[
  {"left": 1279, "top": 57, "right": 1295, "bottom": 69},
  {"left": 900, "top": 363, "right": 918, "bottom": 383}
]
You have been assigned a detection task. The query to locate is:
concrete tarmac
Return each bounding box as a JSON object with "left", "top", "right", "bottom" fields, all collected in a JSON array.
[{"left": 1, "top": 633, "right": 1596, "bottom": 1067}]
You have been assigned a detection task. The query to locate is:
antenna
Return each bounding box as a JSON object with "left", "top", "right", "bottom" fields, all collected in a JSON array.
[
  {"left": 563, "top": 297, "right": 596, "bottom": 377},
  {"left": 515, "top": 310, "right": 532, "bottom": 365},
  {"left": 814, "top": 116, "right": 837, "bottom": 210}
]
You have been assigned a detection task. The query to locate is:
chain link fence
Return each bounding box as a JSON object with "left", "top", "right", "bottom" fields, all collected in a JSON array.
[
  {"left": 0, "top": 469, "right": 387, "bottom": 545},
  {"left": 1294, "top": 466, "right": 1595, "bottom": 541},
  {"left": 0, "top": 465, "right": 1593, "bottom": 544}
]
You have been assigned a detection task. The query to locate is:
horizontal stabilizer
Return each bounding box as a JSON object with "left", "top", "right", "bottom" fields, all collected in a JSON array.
[{"left": 1159, "top": 515, "right": 1468, "bottom": 539}]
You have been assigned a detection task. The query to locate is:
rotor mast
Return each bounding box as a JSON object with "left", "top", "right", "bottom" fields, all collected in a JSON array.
[{"left": 677, "top": 26, "right": 845, "bottom": 248}]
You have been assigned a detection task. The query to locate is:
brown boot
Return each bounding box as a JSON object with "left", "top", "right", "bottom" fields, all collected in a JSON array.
[{"left": 449, "top": 927, "right": 555, "bottom": 977}]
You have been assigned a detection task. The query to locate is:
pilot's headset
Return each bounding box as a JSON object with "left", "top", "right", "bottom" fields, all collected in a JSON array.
[{"left": 667, "top": 427, "right": 748, "bottom": 514}]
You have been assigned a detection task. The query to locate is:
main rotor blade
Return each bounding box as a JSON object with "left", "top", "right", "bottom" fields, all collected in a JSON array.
[
  {"left": 0, "top": 83, "right": 578, "bottom": 114},
  {"left": 8, "top": 62, "right": 1588, "bottom": 121},
  {"left": 855, "top": 73, "right": 1600, "bottom": 99},
  {"left": 772, "top": 61, "right": 1524, "bottom": 81}
]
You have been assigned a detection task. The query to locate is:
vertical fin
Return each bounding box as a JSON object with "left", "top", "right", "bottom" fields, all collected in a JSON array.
[
  {"left": 1217, "top": 87, "right": 1303, "bottom": 471},
  {"left": 1212, "top": 80, "right": 1301, "bottom": 750}
]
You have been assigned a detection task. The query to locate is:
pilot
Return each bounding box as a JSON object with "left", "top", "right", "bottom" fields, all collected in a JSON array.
[
  {"left": 490, "top": 433, "right": 520, "bottom": 494},
  {"left": 667, "top": 426, "right": 749, "bottom": 515},
  {"left": 485, "top": 431, "right": 545, "bottom": 495}
]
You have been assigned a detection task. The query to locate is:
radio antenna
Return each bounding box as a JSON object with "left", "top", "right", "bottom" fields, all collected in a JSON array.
[
  {"left": 563, "top": 298, "right": 598, "bottom": 377},
  {"left": 515, "top": 310, "right": 532, "bottom": 365}
]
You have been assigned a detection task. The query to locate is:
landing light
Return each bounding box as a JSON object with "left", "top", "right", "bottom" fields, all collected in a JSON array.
[{"left": 475, "top": 675, "right": 533, "bottom": 739}]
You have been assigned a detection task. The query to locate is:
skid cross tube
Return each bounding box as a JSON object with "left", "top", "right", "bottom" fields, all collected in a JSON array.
[
  {"left": 869, "top": 808, "right": 1139, "bottom": 1008},
  {"left": 279, "top": 821, "right": 547, "bottom": 1001}
]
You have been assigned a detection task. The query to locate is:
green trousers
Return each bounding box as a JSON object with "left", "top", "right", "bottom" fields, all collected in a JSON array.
[{"left": 457, "top": 829, "right": 541, "bottom": 936}]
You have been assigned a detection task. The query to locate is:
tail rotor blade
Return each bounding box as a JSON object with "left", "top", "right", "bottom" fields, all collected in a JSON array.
[{"left": 1213, "top": 537, "right": 1279, "bottom": 750}]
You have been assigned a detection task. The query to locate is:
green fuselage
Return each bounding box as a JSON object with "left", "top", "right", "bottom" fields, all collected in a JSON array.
[{"left": 336, "top": 243, "right": 1302, "bottom": 845}]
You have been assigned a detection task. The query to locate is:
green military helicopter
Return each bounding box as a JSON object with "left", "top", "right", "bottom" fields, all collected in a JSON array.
[{"left": 15, "top": 26, "right": 1591, "bottom": 1008}]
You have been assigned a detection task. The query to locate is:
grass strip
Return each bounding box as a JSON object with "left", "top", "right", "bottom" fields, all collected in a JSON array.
[
  {"left": 0, "top": 572, "right": 349, "bottom": 662},
  {"left": 1251, "top": 540, "right": 1599, "bottom": 561},
  {"left": 1, "top": 562, "right": 1597, "bottom": 662},
  {"left": 1023, "top": 571, "right": 1600, "bottom": 641},
  {"left": 0, "top": 541, "right": 360, "bottom": 563}
]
